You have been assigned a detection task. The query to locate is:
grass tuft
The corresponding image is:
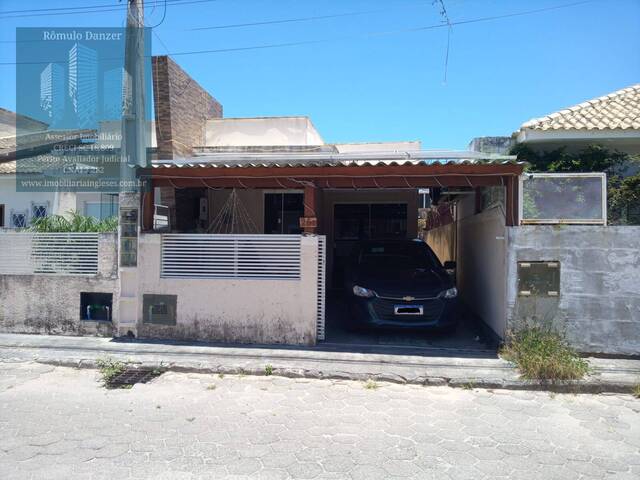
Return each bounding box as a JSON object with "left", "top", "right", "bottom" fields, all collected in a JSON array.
[
  {"left": 96, "top": 357, "right": 128, "bottom": 387},
  {"left": 264, "top": 364, "right": 273, "bottom": 376},
  {"left": 364, "top": 379, "right": 379, "bottom": 390},
  {"left": 500, "top": 325, "right": 589, "bottom": 381},
  {"left": 633, "top": 385, "right": 640, "bottom": 399}
]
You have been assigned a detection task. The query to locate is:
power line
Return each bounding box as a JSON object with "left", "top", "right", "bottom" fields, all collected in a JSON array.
[
  {"left": 0, "top": 0, "right": 597, "bottom": 66},
  {"left": 0, "top": 2, "right": 431, "bottom": 41},
  {"left": 189, "top": 8, "right": 404, "bottom": 31},
  {"left": 0, "top": 0, "right": 218, "bottom": 19},
  {"left": 148, "top": 0, "right": 168, "bottom": 28},
  {"left": 432, "top": 0, "right": 453, "bottom": 84}
]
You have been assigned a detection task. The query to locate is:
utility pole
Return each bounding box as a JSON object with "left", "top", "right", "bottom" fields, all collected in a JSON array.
[
  {"left": 122, "top": 0, "right": 147, "bottom": 172},
  {"left": 117, "top": 0, "right": 146, "bottom": 336}
]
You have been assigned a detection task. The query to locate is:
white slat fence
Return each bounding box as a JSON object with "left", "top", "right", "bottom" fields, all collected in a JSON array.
[
  {"left": 0, "top": 232, "right": 99, "bottom": 276},
  {"left": 161, "top": 234, "right": 302, "bottom": 279},
  {"left": 316, "top": 235, "right": 327, "bottom": 341}
]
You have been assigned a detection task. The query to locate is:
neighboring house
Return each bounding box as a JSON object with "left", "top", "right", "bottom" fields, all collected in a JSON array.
[
  {"left": 469, "top": 84, "right": 640, "bottom": 156},
  {"left": 515, "top": 84, "right": 640, "bottom": 155}
]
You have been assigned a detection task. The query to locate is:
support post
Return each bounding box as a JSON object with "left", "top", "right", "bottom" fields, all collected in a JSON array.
[
  {"left": 505, "top": 175, "right": 519, "bottom": 226},
  {"left": 300, "top": 184, "right": 319, "bottom": 234},
  {"left": 141, "top": 179, "right": 154, "bottom": 231}
]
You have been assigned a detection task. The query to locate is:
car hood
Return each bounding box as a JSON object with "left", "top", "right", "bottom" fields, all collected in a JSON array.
[{"left": 352, "top": 266, "right": 453, "bottom": 298}]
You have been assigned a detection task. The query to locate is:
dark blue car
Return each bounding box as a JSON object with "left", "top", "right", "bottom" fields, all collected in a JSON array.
[{"left": 343, "top": 239, "right": 459, "bottom": 332}]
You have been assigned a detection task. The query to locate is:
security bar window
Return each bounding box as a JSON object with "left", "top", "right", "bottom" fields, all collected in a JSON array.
[
  {"left": 11, "top": 210, "right": 27, "bottom": 228},
  {"left": 31, "top": 202, "right": 49, "bottom": 220}
]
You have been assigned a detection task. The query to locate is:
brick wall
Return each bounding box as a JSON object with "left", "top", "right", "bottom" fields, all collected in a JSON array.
[{"left": 152, "top": 56, "right": 222, "bottom": 159}]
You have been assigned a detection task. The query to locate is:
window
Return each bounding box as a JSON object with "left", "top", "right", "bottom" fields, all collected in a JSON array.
[
  {"left": 357, "top": 241, "right": 440, "bottom": 270},
  {"left": 84, "top": 194, "right": 118, "bottom": 220},
  {"left": 31, "top": 201, "right": 49, "bottom": 220},
  {"left": 10, "top": 210, "right": 27, "bottom": 228},
  {"left": 264, "top": 193, "right": 304, "bottom": 234}
]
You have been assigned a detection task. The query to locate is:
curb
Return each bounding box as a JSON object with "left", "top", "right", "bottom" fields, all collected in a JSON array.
[{"left": 35, "top": 357, "right": 637, "bottom": 395}]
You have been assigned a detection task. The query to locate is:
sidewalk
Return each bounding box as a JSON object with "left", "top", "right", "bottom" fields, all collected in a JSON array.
[{"left": 0, "top": 333, "right": 638, "bottom": 393}]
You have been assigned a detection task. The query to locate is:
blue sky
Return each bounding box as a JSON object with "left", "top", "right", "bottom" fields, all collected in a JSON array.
[{"left": 0, "top": 0, "right": 638, "bottom": 149}]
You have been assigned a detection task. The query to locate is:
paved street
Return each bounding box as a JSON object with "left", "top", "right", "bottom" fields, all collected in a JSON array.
[{"left": 0, "top": 362, "right": 639, "bottom": 480}]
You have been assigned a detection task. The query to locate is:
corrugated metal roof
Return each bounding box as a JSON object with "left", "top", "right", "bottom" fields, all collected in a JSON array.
[
  {"left": 0, "top": 151, "right": 521, "bottom": 175},
  {"left": 152, "top": 150, "right": 519, "bottom": 169}
]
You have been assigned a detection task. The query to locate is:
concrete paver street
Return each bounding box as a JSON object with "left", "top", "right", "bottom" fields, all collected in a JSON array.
[{"left": 0, "top": 361, "right": 639, "bottom": 479}]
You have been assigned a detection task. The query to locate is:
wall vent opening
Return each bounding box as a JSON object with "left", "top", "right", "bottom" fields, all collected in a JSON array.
[{"left": 80, "top": 292, "right": 113, "bottom": 321}]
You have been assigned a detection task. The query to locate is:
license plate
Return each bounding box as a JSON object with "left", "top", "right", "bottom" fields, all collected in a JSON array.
[{"left": 394, "top": 305, "right": 423, "bottom": 315}]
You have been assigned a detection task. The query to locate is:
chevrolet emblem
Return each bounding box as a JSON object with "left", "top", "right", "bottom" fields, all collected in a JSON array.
[{"left": 402, "top": 296, "right": 415, "bottom": 301}]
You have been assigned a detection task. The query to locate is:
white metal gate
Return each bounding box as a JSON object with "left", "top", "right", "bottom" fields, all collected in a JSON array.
[{"left": 316, "top": 235, "right": 327, "bottom": 341}]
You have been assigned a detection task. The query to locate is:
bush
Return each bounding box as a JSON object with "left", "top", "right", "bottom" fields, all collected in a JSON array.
[
  {"left": 29, "top": 210, "right": 117, "bottom": 233},
  {"left": 501, "top": 325, "right": 589, "bottom": 381}
]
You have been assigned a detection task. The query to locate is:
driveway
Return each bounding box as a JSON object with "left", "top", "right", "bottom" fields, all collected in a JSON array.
[
  {"left": 1, "top": 362, "right": 639, "bottom": 480},
  {"left": 323, "top": 291, "right": 495, "bottom": 354}
]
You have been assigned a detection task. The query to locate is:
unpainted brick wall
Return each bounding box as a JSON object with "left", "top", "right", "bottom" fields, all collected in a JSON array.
[{"left": 152, "top": 56, "right": 222, "bottom": 159}]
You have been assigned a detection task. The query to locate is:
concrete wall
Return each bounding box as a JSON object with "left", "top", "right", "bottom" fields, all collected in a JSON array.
[
  {"left": 135, "top": 234, "right": 319, "bottom": 345},
  {"left": 0, "top": 234, "right": 118, "bottom": 335},
  {"left": 205, "top": 117, "right": 324, "bottom": 147},
  {"left": 96, "top": 121, "right": 156, "bottom": 149},
  {"left": 506, "top": 226, "right": 640, "bottom": 355},
  {"left": 334, "top": 141, "right": 421, "bottom": 153},
  {"left": 0, "top": 176, "right": 56, "bottom": 227},
  {"left": 456, "top": 196, "right": 507, "bottom": 339}
]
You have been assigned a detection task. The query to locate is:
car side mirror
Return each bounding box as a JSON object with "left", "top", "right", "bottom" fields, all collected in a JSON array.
[{"left": 443, "top": 261, "right": 456, "bottom": 271}]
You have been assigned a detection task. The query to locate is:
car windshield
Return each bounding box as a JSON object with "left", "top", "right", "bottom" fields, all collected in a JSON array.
[{"left": 357, "top": 242, "right": 441, "bottom": 270}]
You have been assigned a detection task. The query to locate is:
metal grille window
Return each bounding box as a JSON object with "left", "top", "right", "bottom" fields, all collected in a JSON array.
[
  {"left": 11, "top": 210, "right": 27, "bottom": 228},
  {"left": 31, "top": 202, "right": 49, "bottom": 219},
  {"left": 161, "top": 234, "right": 301, "bottom": 279}
]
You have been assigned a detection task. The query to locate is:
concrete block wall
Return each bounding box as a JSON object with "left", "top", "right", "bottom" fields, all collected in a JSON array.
[
  {"left": 135, "top": 234, "right": 319, "bottom": 345},
  {"left": 506, "top": 226, "right": 640, "bottom": 355},
  {"left": 0, "top": 234, "right": 119, "bottom": 336},
  {"left": 457, "top": 206, "right": 507, "bottom": 340},
  {"left": 152, "top": 56, "right": 222, "bottom": 159}
]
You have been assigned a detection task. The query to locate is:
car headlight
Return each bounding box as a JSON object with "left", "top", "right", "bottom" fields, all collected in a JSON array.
[
  {"left": 439, "top": 287, "right": 458, "bottom": 299},
  {"left": 353, "top": 285, "right": 377, "bottom": 298}
]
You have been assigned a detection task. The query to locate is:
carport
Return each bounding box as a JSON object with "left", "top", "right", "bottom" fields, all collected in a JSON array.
[{"left": 143, "top": 151, "right": 524, "bottom": 351}]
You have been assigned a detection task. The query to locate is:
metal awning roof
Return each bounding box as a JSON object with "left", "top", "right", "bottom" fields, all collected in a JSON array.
[{"left": 152, "top": 150, "right": 519, "bottom": 169}]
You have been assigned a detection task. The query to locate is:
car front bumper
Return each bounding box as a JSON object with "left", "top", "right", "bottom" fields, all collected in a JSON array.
[{"left": 349, "top": 295, "right": 460, "bottom": 329}]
